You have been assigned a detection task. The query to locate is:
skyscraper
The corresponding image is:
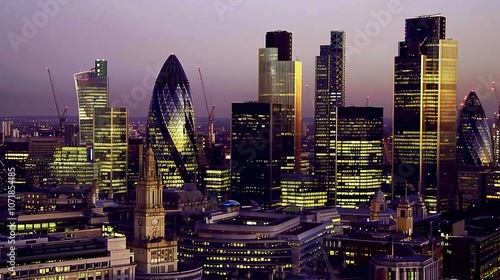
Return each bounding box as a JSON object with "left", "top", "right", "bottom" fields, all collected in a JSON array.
[
  {"left": 393, "top": 15, "right": 458, "bottom": 212},
  {"left": 74, "top": 59, "right": 109, "bottom": 145},
  {"left": 258, "top": 31, "right": 302, "bottom": 174},
  {"left": 315, "top": 30, "right": 346, "bottom": 205},
  {"left": 147, "top": 54, "right": 198, "bottom": 187},
  {"left": 492, "top": 87, "right": 500, "bottom": 166},
  {"left": 230, "top": 102, "right": 282, "bottom": 209},
  {"left": 265, "top": 30, "right": 292, "bottom": 61},
  {"left": 456, "top": 91, "right": 493, "bottom": 167},
  {"left": 93, "top": 107, "right": 128, "bottom": 198},
  {"left": 336, "top": 107, "right": 383, "bottom": 208}
]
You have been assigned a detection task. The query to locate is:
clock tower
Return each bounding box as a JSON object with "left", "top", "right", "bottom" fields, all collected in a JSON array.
[{"left": 129, "top": 146, "right": 178, "bottom": 275}]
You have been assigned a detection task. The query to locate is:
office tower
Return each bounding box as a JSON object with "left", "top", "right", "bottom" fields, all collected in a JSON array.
[
  {"left": 457, "top": 166, "right": 488, "bottom": 210},
  {"left": 25, "top": 137, "right": 64, "bottom": 186},
  {"left": 393, "top": 15, "right": 458, "bottom": 213},
  {"left": 457, "top": 91, "right": 493, "bottom": 166},
  {"left": 494, "top": 115, "right": 500, "bottom": 166},
  {"left": 203, "top": 167, "right": 230, "bottom": 203},
  {"left": 1, "top": 140, "right": 28, "bottom": 190},
  {"left": 129, "top": 147, "right": 179, "bottom": 275},
  {"left": 93, "top": 107, "right": 128, "bottom": 198},
  {"left": 128, "top": 137, "right": 144, "bottom": 193},
  {"left": 258, "top": 30, "right": 302, "bottom": 174},
  {"left": 314, "top": 30, "right": 346, "bottom": 205},
  {"left": 230, "top": 102, "right": 282, "bottom": 208},
  {"left": 75, "top": 59, "right": 109, "bottom": 145},
  {"left": 1, "top": 120, "right": 11, "bottom": 137},
  {"left": 147, "top": 54, "right": 198, "bottom": 188},
  {"left": 336, "top": 107, "right": 383, "bottom": 208},
  {"left": 281, "top": 174, "right": 327, "bottom": 208},
  {"left": 265, "top": 30, "right": 293, "bottom": 61},
  {"left": 64, "top": 123, "right": 79, "bottom": 146},
  {"left": 48, "top": 146, "right": 96, "bottom": 186}
]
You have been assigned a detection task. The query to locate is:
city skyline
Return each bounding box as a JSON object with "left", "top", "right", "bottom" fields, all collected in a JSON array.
[{"left": 1, "top": 1, "right": 500, "bottom": 119}]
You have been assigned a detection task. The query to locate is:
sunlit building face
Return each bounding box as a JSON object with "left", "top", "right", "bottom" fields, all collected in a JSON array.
[
  {"left": 258, "top": 31, "right": 302, "bottom": 174},
  {"left": 393, "top": 16, "right": 458, "bottom": 213},
  {"left": 74, "top": 60, "right": 108, "bottom": 145}
]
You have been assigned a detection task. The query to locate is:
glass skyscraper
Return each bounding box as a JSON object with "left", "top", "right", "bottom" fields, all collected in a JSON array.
[
  {"left": 74, "top": 59, "right": 108, "bottom": 145},
  {"left": 393, "top": 15, "right": 458, "bottom": 212},
  {"left": 314, "top": 30, "right": 346, "bottom": 205},
  {"left": 147, "top": 54, "right": 198, "bottom": 187},
  {"left": 230, "top": 102, "right": 282, "bottom": 209},
  {"left": 336, "top": 107, "right": 383, "bottom": 208},
  {"left": 258, "top": 31, "right": 302, "bottom": 174},
  {"left": 93, "top": 107, "right": 128, "bottom": 198},
  {"left": 456, "top": 91, "right": 493, "bottom": 166}
]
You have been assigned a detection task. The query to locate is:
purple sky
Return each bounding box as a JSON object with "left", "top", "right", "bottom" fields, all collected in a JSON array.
[{"left": 1, "top": 0, "right": 500, "bottom": 120}]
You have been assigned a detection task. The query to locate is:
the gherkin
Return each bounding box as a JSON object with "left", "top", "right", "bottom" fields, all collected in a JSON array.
[
  {"left": 457, "top": 91, "right": 493, "bottom": 166},
  {"left": 147, "top": 54, "right": 198, "bottom": 187}
]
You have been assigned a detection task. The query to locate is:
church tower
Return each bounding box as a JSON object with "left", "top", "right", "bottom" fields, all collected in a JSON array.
[
  {"left": 129, "top": 146, "right": 178, "bottom": 275},
  {"left": 396, "top": 199, "right": 413, "bottom": 236}
]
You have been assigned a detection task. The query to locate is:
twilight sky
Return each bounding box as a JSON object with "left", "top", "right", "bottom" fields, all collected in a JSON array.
[{"left": 1, "top": 0, "right": 500, "bottom": 120}]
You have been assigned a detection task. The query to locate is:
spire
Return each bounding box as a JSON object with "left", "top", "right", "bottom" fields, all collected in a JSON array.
[{"left": 142, "top": 145, "right": 158, "bottom": 182}]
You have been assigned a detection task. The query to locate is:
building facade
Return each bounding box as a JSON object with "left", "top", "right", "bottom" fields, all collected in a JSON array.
[
  {"left": 0, "top": 230, "right": 136, "bottom": 280},
  {"left": 74, "top": 59, "right": 108, "bottom": 145},
  {"left": 230, "top": 102, "right": 282, "bottom": 209},
  {"left": 281, "top": 174, "right": 327, "bottom": 208},
  {"left": 147, "top": 54, "right": 198, "bottom": 187},
  {"left": 47, "top": 146, "right": 96, "bottom": 186},
  {"left": 258, "top": 31, "right": 302, "bottom": 174},
  {"left": 93, "top": 107, "right": 128, "bottom": 198},
  {"left": 392, "top": 15, "right": 458, "bottom": 212},
  {"left": 315, "top": 31, "right": 346, "bottom": 205},
  {"left": 335, "top": 107, "right": 383, "bottom": 208}
]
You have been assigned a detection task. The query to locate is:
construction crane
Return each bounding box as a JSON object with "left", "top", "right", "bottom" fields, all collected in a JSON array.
[
  {"left": 197, "top": 66, "right": 215, "bottom": 148},
  {"left": 305, "top": 84, "right": 315, "bottom": 112},
  {"left": 46, "top": 68, "right": 68, "bottom": 136}
]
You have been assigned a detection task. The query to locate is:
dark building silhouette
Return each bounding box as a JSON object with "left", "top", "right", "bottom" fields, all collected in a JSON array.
[
  {"left": 392, "top": 15, "right": 458, "bottom": 213},
  {"left": 265, "top": 30, "right": 292, "bottom": 61},
  {"left": 315, "top": 30, "right": 346, "bottom": 205},
  {"left": 147, "top": 54, "right": 199, "bottom": 187},
  {"left": 230, "top": 102, "right": 282, "bottom": 208},
  {"left": 128, "top": 137, "right": 145, "bottom": 194}
]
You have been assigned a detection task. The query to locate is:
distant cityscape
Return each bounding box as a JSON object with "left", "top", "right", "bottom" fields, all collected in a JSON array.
[{"left": 1, "top": 14, "right": 500, "bottom": 280}]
